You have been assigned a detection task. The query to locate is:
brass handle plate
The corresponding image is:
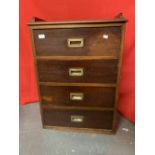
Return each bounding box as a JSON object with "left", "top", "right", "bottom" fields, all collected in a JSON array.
[
  {"left": 71, "top": 115, "right": 84, "bottom": 123},
  {"left": 42, "top": 96, "right": 53, "bottom": 102},
  {"left": 69, "top": 68, "right": 84, "bottom": 76},
  {"left": 67, "top": 38, "right": 84, "bottom": 48},
  {"left": 70, "top": 93, "right": 84, "bottom": 101}
]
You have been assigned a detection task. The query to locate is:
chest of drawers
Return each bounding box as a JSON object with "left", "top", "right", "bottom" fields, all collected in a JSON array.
[{"left": 28, "top": 13, "right": 127, "bottom": 134}]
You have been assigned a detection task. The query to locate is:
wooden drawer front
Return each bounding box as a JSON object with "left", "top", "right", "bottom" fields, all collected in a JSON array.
[
  {"left": 43, "top": 109, "right": 113, "bottom": 130},
  {"left": 33, "top": 27, "right": 121, "bottom": 57},
  {"left": 40, "top": 85, "right": 116, "bottom": 108},
  {"left": 37, "top": 59, "right": 118, "bottom": 83}
]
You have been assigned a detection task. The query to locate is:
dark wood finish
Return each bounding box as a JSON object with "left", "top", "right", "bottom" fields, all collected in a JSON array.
[
  {"left": 28, "top": 13, "right": 127, "bottom": 134},
  {"left": 43, "top": 125, "right": 113, "bottom": 134},
  {"left": 39, "top": 82, "right": 116, "bottom": 87},
  {"left": 28, "top": 23, "right": 122, "bottom": 30},
  {"left": 28, "top": 13, "right": 127, "bottom": 26},
  {"left": 29, "top": 29, "right": 44, "bottom": 126},
  {"left": 43, "top": 108, "right": 113, "bottom": 130},
  {"left": 31, "top": 17, "right": 45, "bottom": 22},
  {"left": 37, "top": 59, "right": 118, "bottom": 83},
  {"left": 112, "top": 25, "right": 126, "bottom": 131},
  {"left": 42, "top": 105, "right": 113, "bottom": 111},
  {"left": 40, "top": 85, "right": 116, "bottom": 108},
  {"left": 36, "top": 56, "right": 118, "bottom": 60},
  {"left": 33, "top": 27, "right": 121, "bottom": 57}
]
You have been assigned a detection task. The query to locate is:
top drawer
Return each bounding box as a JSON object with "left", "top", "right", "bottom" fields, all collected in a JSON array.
[{"left": 33, "top": 27, "right": 121, "bottom": 57}]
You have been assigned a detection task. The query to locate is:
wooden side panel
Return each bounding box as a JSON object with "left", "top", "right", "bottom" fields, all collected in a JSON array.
[{"left": 112, "top": 25, "right": 126, "bottom": 130}]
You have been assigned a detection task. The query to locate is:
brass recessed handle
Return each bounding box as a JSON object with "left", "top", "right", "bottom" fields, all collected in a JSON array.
[
  {"left": 42, "top": 96, "right": 53, "bottom": 102},
  {"left": 70, "top": 93, "right": 84, "bottom": 101},
  {"left": 71, "top": 115, "right": 84, "bottom": 123},
  {"left": 69, "top": 68, "right": 84, "bottom": 76},
  {"left": 67, "top": 38, "right": 84, "bottom": 48}
]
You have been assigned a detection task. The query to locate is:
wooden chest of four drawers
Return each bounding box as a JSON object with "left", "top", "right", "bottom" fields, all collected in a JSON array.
[{"left": 28, "top": 13, "right": 127, "bottom": 134}]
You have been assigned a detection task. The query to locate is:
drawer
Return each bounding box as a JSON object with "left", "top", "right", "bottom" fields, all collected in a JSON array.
[
  {"left": 37, "top": 59, "right": 118, "bottom": 83},
  {"left": 43, "top": 109, "right": 113, "bottom": 130},
  {"left": 40, "top": 85, "right": 116, "bottom": 108},
  {"left": 33, "top": 27, "right": 121, "bottom": 57}
]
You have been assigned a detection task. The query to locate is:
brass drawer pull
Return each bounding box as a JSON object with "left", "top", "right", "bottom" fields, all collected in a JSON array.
[
  {"left": 70, "top": 93, "right": 84, "bottom": 101},
  {"left": 71, "top": 115, "right": 84, "bottom": 123},
  {"left": 42, "top": 96, "right": 53, "bottom": 102},
  {"left": 69, "top": 68, "right": 84, "bottom": 76},
  {"left": 67, "top": 38, "right": 84, "bottom": 48}
]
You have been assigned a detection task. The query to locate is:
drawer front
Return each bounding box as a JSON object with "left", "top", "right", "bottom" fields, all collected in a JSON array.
[
  {"left": 43, "top": 109, "right": 113, "bottom": 130},
  {"left": 40, "top": 85, "right": 116, "bottom": 108},
  {"left": 37, "top": 60, "right": 118, "bottom": 83},
  {"left": 33, "top": 27, "right": 121, "bottom": 57}
]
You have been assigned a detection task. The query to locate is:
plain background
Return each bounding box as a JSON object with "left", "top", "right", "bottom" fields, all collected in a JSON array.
[
  {"left": 19, "top": 0, "right": 135, "bottom": 122},
  {"left": 0, "top": 0, "right": 155, "bottom": 155}
]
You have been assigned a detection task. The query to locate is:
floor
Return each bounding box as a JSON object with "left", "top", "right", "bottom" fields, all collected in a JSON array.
[{"left": 19, "top": 103, "right": 135, "bottom": 155}]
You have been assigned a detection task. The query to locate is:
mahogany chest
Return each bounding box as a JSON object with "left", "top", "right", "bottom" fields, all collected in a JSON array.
[{"left": 28, "top": 13, "right": 127, "bottom": 134}]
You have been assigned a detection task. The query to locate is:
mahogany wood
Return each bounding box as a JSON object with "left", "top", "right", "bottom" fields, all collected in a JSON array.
[
  {"left": 28, "top": 13, "right": 127, "bottom": 134},
  {"left": 37, "top": 59, "right": 118, "bottom": 83},
  {"left": 39, "top": 82, "right": 116, "bottom": 87},
  {"left": 43, "top": 125, "right": 113, "bottom": 134},
  {"left": 43, "top": 108, "right": 113, "bottom": 130},
  {"left": 33, "top": 27, "right": 121, "bottom": 57},
  {"left": 40, "top": 85, "right": 116, "bottom": 108}
]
